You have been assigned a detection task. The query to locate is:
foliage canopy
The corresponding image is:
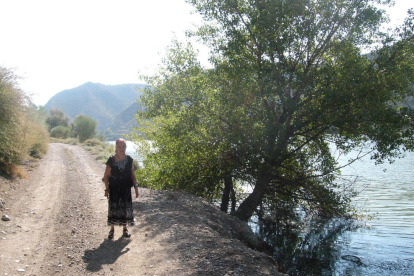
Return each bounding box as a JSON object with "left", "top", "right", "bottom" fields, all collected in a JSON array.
[{"left": 133, "top": 0, "right": 414, "bottom": 222}]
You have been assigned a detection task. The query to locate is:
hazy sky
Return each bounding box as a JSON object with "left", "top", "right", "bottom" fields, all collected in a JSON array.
[{"left": 0, "top": 0, "right": 412, "bottom": 106}]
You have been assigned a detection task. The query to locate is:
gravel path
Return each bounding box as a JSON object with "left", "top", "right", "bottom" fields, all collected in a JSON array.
[{"left": 0, "top": 143, "right": 286, "bottom": 276}]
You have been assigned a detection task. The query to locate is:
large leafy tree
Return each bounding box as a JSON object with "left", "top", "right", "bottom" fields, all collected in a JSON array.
[{"left": 134, "top": 0, "right": 414, "bottom": 222}]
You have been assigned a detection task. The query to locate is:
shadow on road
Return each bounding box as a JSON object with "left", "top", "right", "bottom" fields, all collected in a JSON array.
[{"left": 83, "top": 236, "right": 132, "bottom": 272}]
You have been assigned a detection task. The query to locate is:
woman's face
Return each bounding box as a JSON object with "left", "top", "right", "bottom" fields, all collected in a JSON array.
[{"left": 116, "top": 142, "right": 127, "bottom": 155}]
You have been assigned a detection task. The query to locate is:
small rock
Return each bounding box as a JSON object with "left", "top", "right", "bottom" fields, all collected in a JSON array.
[
  {"left": 17, "top": 268, "right": 25, "bottom": 272},
  {"left": 341, "top": 255, "right": 365, "bottom": 266},
  {"left": 2, "top": 215, "right": 10, "bottom": 221}
]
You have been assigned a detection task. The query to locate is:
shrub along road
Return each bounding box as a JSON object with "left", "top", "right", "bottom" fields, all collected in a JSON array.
[{"left": 0, "top": 143, "right": 285, "bottom": 276}]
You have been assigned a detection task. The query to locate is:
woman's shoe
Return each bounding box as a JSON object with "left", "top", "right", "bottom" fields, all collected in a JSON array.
[
  {"left": 123, "top": 229, "right": 131, "bottom": 238},
  {"left": 108, "top": 229, "right": 114, "bottom": 239}
]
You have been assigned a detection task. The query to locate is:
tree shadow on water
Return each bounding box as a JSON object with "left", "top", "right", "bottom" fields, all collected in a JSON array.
[{"left": 83, "top": 237, "right": 132, "bottom": 272}]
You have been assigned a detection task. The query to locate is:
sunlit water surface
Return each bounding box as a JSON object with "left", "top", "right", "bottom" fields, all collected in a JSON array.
[{"left": 332, "top": 151, "right": 414, "bottom": 275}]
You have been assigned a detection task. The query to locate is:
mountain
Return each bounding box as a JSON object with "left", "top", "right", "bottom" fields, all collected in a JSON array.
[
  {"left": 44, "top": 82, "right": 146, "bottom": 133},
  {"left": 107, "top": 102, "right": 146, "bottom": 139}
]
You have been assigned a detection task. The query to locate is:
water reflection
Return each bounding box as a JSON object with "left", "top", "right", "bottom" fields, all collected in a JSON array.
[
  {"left": 258, "top": 216, "right": 414, "bottom": 276},
  {"left": 258, "top": 218, "right": 356, "bottom": 276},
  {"left": 255, "top": 150, "right": 414, "bottom": 276}
]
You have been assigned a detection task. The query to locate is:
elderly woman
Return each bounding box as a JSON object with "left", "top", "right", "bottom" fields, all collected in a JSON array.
[{"left": 103, "top": 138, "right": 139, "bottom": 238}]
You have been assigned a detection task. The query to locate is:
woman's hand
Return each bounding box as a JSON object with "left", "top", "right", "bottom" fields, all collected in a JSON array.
[
  {"left": 135, "top": 187, "right": 139, "bottom": 198},
  {"left": 104, "top": 189, "right": 109, "bottom": 198}
]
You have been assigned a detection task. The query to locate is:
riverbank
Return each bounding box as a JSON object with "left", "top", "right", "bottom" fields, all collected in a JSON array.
[{"left": 0, "top": 143, "right": 286, "bottom": 275}]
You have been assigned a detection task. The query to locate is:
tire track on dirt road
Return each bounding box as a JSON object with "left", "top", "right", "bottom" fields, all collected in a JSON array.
[
  {"left": 1, "top": 143, "right": 72, "bottom": 274},
  {"left": 0, "top": 143, "right": 117, "bottom": 275}
]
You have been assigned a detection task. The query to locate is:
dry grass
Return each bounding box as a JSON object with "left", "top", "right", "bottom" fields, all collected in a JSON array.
[
  {"left": 7, "top": 164, "right": 27, "bottom": 179},
  {"left": 50, "top": 137, "right": 114, "bottom": 163}
]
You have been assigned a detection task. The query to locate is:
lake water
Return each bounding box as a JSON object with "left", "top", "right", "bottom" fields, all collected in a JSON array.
[
  {"left": 331, "top": 151, "right": 414, "bottom": 275},
  {"left": 110, "top": 140, "right": 414, "bottom": 275},
  {"left": 106, "top": 140, "right": 143, "bottom": 166},
  {"left": 268, "top": 150, "right": 414, "bottom": 276}
]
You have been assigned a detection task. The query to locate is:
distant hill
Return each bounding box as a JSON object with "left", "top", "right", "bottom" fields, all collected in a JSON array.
[
  {"left": 44, "top": 82, "right": 146, "bottom": 134},
  {"left": 107, "top": 102, "right": 146, "bottom": 140}
]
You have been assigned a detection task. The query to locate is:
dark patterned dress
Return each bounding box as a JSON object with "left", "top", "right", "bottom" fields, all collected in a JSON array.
[{"left": 106, "top": 155, "right": 135, "bottom": 226}]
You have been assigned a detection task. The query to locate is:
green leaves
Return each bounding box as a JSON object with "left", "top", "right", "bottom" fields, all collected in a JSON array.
[
  {"left": 0, "top": 66, "right": 49, "bottom": 173},
  {"left": 136, "top": 0, "right": 414, "bottom": 221},
  {"left": 73, "top": 115, "right": 97, "bottom": 143}
]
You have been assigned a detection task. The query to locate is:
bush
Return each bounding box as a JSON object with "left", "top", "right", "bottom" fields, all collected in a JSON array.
[
  {"left": 50, "top": 137, "right": 79, "bottom": 145},
  {"left": 73, "top": 115, "right": 97, "bottom": 143},
  {"left": 84, "top": 138, "right": 102, "bottom": 147},
  {"left": 0, "top": 67, "right": 26, "bottom": 165},
  {"left": 24, "top": 116, "right": 49, "bottom": 159},
  {"left": 96, "top": 150, "right": 113, "bottom": 162},
  {"left": 80, "top": 140, "right": 114, "bottom": 164},
  {"left": 64, "top": 138, "right": 79, "bottom": 145},
  {"left": 133, "top": 159, "right": 140, "bottom": 171},
  {"left": 50, "top": 126, "right": 71, "bottom": 139},
  {"left": 30, "top": 143, "right": 47, "bottom": 159},
  {"left": 0, "top": 67, "right": 49, "bottom": 176}
]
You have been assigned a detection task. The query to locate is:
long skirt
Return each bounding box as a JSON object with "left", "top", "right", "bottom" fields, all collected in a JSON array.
[{"left": 107, "top": 178, "right": 135, "bottom": 226}]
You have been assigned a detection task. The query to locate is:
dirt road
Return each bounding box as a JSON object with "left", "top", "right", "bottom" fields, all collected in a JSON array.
[{"left": 0, "top": 143, "right": 285, "bottom": 276}]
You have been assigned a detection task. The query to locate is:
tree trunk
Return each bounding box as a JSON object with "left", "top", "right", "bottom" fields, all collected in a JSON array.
[
  {"left": 230, "top": 187, "right": 236, "bottom": 215},
  {"left": 220, "top": 174, "right": 233, "bottom": 213},
  {"left": 234, "top": 174, "right": 270, "bottom": 222}
]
